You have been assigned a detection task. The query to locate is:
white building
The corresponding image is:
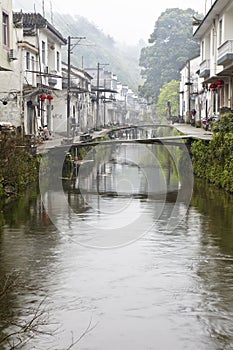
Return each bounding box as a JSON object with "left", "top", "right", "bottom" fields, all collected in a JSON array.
[
  {"left": 85, "top": 66, "right": 118, "bottom": 128},
  {"left": 0, "top": 12, "right": 66, "bottom": 135},
  {"left": 52, "top": 62, "right": 93, "bottom": 135},
  {"left": 180, "top": 56, "right": 204, "bottom": 124},
  {"left": 0, "top": 0, "right": 13, "bottom": 72},
  {"left": 194, "top": 0, "right": 233, "bottom": 117}
]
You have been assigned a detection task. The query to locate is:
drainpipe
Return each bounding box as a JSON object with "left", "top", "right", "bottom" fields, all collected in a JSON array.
[
  {"left": 19, "top": 45, "right": 24, "bottom": 136},
  {"left": 213, "top": 18, "right": 218, "bottom": 114}
]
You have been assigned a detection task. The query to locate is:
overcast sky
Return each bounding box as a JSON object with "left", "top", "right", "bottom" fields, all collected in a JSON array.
[{"left": 12, "top": 0, "right": 212, "bottom": 44}]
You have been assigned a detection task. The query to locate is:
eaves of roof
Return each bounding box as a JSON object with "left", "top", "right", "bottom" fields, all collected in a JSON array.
[
  {"left": 13, "top": 12, "right": 67, "bottom": 45},
  {"left": 62, "top": 62, "right": 93, "bottom": 80},
  {"left": 193, "top": 0, "right": 230, "bottom": 40}
]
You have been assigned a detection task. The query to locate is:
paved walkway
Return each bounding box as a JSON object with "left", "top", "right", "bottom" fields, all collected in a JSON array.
[
  {"left": 37, "top": 128, "right": 110, "bottom": 152},
  {"left": 36, "top": 133, "right": 64, "bottom": 152},
  {"left": 173, "top": 123, "right": 213, "bottom": 140}
]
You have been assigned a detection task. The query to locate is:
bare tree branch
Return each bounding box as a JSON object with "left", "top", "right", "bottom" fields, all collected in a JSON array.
[
  {"left": 0, "top": 275, "right": 96, "bottom": 350},
  {"left": 65, "top": 317, "right": 98, "bottom": 350}
]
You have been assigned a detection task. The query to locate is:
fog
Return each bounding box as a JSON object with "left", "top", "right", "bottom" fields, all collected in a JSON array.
[{"left": 13, "top": 0, "right": 209, "bottom": 44}]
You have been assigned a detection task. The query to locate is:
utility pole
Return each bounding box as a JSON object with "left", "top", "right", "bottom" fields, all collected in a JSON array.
[
  {"left": 103, "top": 79, "right": 106, "bottom": 127},
  {"left": 67, "top": 36, "right": 71, "bottom": 138},
  {"left": 96, "top": 62, "right": 100, "bottom": 130},
  {"left": 95, "top": 62, "right": 109, "bottom": 130},
  {"left": 66, "top": 35, "right": 85, "bottom": 139}
]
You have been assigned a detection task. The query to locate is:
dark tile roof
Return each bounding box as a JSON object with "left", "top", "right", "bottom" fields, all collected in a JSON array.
[{"left": 13, "top": 12, "right": 67, "bottom": 44}]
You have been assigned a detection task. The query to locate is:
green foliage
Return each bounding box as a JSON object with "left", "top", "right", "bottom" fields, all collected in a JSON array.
[
  {"left": 139, "top": 8, "right": 200, "bottom": 103},
  {"left": 0, "top": 135, "right": 39, "bottom": 198},
  {"left": 212, "top": 112, "right": 233, "bottom": 133},
  {"left": 191, "top": 128, "right": 233, "bottom": 193},
  {"left": 157, "top": 80, "right": 180, "bottom": 120}
]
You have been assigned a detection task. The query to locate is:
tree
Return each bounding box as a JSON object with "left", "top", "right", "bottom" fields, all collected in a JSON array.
[
  {"left": 157, "top": 80, "right": 180, "bottom": 120},
  {"left": 139, "top": 8, "right": 200, "bottom": 103}
]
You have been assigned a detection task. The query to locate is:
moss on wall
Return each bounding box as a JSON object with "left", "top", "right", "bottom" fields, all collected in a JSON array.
[{"left": 191, "top": 114, "right": 233, "bottom": 193}]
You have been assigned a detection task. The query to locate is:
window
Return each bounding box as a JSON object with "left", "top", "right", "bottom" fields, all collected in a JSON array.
[
  {"left": 56, "top": 51, "right": 60, "bottom": 72},
  {"left": 31, "top": 56, "right": 35, "bottom": 85},
  {"left": 31, "top": 55, "right": 35, "bottom": 70},
  {"left": 26, "top": 52, "right": 30, "bottom": 70},
  {"left": 201, "top": 41, "right": 204, "bottom": 61},
  {"left": 212, "top": 29, "right": 215, "bottom": 56},
  {"left": 219, "top": 19, "right": 223, "bottom": 46},
  {"left": 2, "top": 11, "right": 9, "bottom": 47},
  {"left": 41, "top": 41, "right": 46, "bottom": 64}
]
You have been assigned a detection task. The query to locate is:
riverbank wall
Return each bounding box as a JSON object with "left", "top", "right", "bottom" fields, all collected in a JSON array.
[{"left": 174, "top": 116, "right": 233, "bottom": 194}]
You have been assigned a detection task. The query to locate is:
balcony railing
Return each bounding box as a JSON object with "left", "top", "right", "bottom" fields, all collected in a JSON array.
[
  {"left": 199, "top": 59, "right": 210, "bottom": 78},
  {"left": 217, "top": 40, "right": 233, "bottom": 65}
]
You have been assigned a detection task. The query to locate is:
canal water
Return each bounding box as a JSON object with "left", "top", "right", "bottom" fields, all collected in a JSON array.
[{"left": 0, "top": 143, "right": 233, "bottom": 350}]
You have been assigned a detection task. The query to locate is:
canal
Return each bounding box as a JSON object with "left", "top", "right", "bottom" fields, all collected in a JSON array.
[{"left": 0, "top": 143, "right": 233, "bottom": 349}]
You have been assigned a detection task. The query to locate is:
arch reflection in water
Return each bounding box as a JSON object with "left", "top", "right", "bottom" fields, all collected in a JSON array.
[{"left": 39, "top": 142, "right": 193, "bottom": 248}]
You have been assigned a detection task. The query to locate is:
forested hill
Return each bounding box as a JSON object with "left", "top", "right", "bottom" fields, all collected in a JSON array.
[{"left": 52, "top": 13, "right": 143, "bottom": 91}]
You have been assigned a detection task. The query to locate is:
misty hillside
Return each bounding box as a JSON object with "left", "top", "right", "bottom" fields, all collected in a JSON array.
[{"left": 52, "top": 13, "right": 143, "bottom": 91}]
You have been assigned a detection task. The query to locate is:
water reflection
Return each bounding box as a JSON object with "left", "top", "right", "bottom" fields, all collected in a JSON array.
[
  {"left": 0, "top": 152, "right": 232, "bottom": 348},
  {"left": 190, "top": 180, "right": 233, "bottom": 349},
  {"left": 0, "top": 187, "right": 59, "bottom": 348}
]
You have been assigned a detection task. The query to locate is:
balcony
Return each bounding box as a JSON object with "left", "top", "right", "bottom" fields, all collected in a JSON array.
[
  {"left": 217, "top": 40, "right": 233, "bottom": 66},
  {"left": 199, "top": 59, "right": 210, "bottom": 78},
  {"left": 48, "top": 77, "right": 57, "bottom": 86}
]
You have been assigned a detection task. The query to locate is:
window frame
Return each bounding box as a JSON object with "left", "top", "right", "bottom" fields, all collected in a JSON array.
[
  {"left": 2, "top": 11, "right": 10, "bottom": 48},
  {"left": 41, "top": 40, "right": 46, "bottom": 65},
  {"left": 218, "top": 18, "right": 223, "bottom": 46},
  {"left": 56, "top": 51, "right": 60, "bottom": 72},
  {"left": 26, "top": 51, "right": 30, "bottom": 70}
]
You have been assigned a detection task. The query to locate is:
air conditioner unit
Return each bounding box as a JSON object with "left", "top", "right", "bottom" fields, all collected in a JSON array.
[{"left": 8, "top": 49, "right": 17, "bottom": 61}]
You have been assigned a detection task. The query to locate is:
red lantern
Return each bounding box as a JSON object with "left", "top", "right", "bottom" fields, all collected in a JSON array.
[
  {"left": 217, "top": 79, "right": 224, "bottom": 88},
  {"left": 47, "top": 94, "right": 54, "bottom": 101},
  {"left": 39, "top": 93, "right": 47, "bottom": 101},
  {"left": 215, "top": 79, "right": 224, "bottom": 88},
  {"left": 210, "top": 83, "right": 216, "bottom": 91}
]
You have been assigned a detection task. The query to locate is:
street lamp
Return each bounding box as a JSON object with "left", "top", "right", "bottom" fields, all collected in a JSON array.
[{"left": 66, "top": 35, "right": 85, "bottom": 139}]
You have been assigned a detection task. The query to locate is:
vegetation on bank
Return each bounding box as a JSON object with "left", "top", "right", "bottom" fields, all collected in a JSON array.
[
  {"left": 0, "top": 134, "right": 39, "bottom": 198},
  {"left": 191, "top": 114, "right": 233, "bottom": 193},
  {"left": 156, "top": 80, "right": 180, "bottom": 119}
]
